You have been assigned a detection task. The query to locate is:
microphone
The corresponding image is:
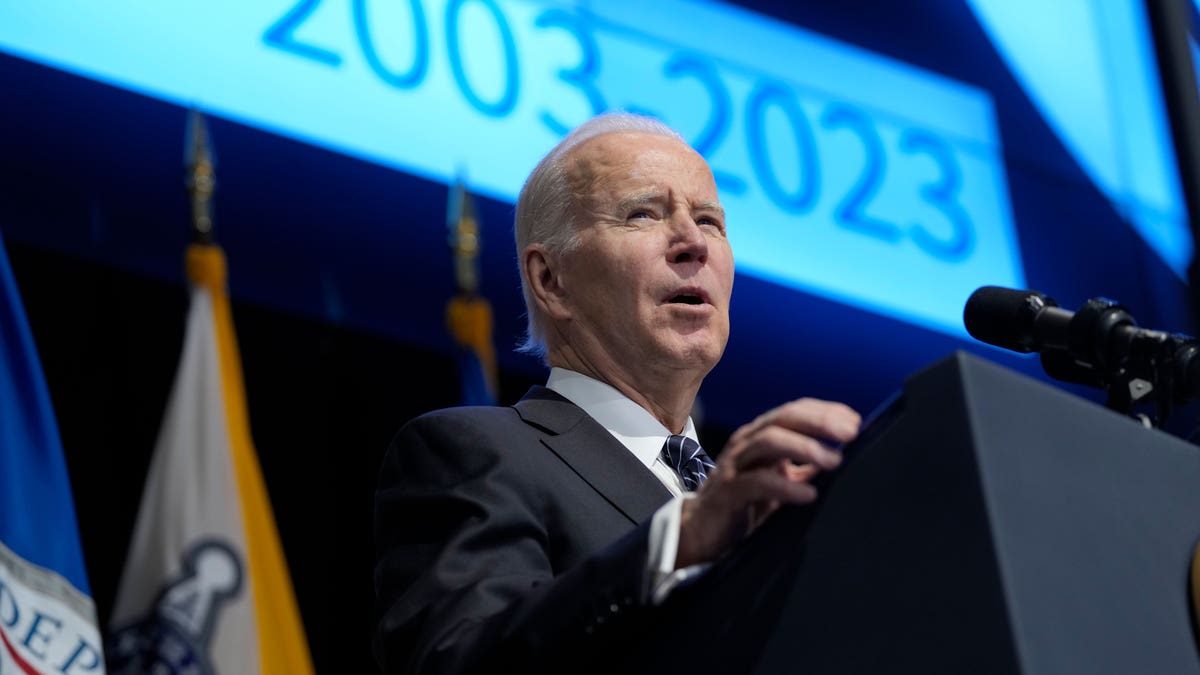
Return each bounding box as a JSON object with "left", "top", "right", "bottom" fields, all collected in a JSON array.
[
  {"left": 963, "top": 286, "right": 1074, "bottom": 353},
  {"left": 964, "top": 286, "right": 1151, "bottom": 370},
  {"left": 963, "top": 286, "right": 1200, "bottom": 414}
]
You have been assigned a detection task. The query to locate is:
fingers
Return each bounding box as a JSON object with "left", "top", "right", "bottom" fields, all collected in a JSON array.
[
  {"left": 784, "top": 462, "right": 819, "bottom": 483},
  {"left": 705, "top": 465, "right": 819, "bottom": 505},
  {"left": 677, "top": 398, "right": 859, "bottom": 568},
  {"left": 740, "top": 468, "right": 819, "bottom": 504},
  {"left": 681, "top": 467, "right": 818, "bottom": 567},
  {"left": 731, "top": 398, "right": 861, "bottom": 447},
  {"left": 734, "top": 425, "right": 842, "bottom": 471},
  {"left": 722, "top": 397, "right": 859, "bottom": 475}
]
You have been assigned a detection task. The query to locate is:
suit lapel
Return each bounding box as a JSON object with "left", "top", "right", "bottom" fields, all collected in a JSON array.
[{"left": 514, "top": 386, "right": 672, "bottom": 525}]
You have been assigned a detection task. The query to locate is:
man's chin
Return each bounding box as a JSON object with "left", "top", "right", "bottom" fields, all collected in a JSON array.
[{"left": 658, "top": 335, "right": 726, "bottom": 371}]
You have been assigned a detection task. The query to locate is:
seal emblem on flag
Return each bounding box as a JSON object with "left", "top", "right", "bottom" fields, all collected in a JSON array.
[{"left": 108, "top": 539, "right": 243, "bottom": 675}]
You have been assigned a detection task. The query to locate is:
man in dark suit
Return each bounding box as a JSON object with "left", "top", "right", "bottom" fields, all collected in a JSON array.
[{"left": 373, "top": 113, "right": 860, "bottom": 673}]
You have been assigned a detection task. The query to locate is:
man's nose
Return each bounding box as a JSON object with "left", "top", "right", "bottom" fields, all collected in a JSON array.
[{"left": 668, "top": 214, "right": 709, "bottom": 265}]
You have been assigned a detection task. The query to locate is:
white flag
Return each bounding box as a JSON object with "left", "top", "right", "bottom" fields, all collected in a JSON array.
[{"left": 107, "top": 244, "right": 313, "bottom": 674}]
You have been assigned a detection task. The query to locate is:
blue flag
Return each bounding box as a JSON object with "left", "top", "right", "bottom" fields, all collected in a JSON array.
[{"left": 0, "top": 234, "right": 105, "bottom": 673}]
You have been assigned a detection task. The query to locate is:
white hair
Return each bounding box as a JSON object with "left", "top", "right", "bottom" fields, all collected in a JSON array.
[{"left": 514, "top": 112, "right": 686, "bottom": 360}]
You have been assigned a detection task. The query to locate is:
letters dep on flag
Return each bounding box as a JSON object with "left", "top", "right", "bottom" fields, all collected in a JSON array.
[{"left": 0, "top": 541, "right": 103, "bottom": 673}]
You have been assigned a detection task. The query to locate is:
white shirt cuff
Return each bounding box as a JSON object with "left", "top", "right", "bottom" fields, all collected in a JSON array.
[{"left": 646, "top": 494, "right": 711, "bottom": 605}]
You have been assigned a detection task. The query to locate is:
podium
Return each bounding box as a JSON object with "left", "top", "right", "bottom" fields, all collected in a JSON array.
[{"left": 656, "top": 352, "right": 1200, "bottom": 674}]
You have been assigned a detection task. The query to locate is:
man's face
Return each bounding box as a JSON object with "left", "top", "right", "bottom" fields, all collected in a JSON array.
[{"left": 553, "top": 131, "right": 734, "bottom": 379}]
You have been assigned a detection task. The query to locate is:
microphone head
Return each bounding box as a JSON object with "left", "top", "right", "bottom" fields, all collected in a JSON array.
[{"left": 964, "top": 286, "right": 1059, "bottom": 352}]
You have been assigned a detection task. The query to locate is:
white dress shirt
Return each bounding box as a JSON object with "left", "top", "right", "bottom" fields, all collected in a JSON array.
[{"left": 546, "top": 368, "right": 710, "bottom": 603}]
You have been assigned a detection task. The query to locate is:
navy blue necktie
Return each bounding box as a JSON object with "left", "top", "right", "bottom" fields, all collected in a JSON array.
[{"left": 660, "top": 434, "right": 715, "bottom": 491}]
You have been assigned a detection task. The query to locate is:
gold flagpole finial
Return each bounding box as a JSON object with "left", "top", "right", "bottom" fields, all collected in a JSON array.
[
  {"left": 444, "top": 176, "right": 498, "bottom": 402},
  {"left": 184, "top": 109, "right": 217, "bottom": 244},
  {"left": 447, "top": 177, "right": 480, "bottom": 295}
]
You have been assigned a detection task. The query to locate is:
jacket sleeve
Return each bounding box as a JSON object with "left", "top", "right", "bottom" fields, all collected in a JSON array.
[{"left": 372, "top": 411, "right": 655, "bottom": 674}]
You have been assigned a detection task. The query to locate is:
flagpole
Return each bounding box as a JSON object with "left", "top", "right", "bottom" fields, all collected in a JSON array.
[
  {"left": 185, "top": 109, "right": 216, "bottom": 245},
  {"left": 446, "top": 177, "right": 499, "bottom": 404},
  {"left": 449, "top": 178, "right": 479, "bottom": 296}
]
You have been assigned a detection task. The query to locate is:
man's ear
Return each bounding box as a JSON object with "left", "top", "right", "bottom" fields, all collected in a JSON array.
[{"left": 524, "top": 245, "right": 571, "bottom": 320}]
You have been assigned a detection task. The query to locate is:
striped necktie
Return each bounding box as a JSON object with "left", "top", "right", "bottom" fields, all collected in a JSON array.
[{"left": 660, "top": 434, "right": 715, "bottom": 492}]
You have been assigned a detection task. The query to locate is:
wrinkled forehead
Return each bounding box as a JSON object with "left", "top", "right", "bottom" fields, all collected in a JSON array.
[{"left": 563, "top": 131, "right": 715, "bottom": 204}]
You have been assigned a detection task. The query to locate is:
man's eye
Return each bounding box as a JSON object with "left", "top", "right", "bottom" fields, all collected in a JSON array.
[{"left": 628, "top": 210, "right": 654, "bottom": 220}]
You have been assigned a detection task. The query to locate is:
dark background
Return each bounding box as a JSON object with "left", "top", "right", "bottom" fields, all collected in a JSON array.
[{"left": 2, "top": 1, "right": 1196, "bottom": 671}]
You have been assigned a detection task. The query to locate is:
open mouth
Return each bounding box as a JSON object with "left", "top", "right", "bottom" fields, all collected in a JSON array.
[{"left": 667, "top": 293, "right": 706, "bottom": 306}]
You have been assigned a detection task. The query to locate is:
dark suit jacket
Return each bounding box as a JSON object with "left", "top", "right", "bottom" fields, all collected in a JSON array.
[{"left": 373, "top": 386, "right": 675, "bottom": 673}]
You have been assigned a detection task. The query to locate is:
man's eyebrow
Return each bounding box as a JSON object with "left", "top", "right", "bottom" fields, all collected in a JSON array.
[
  {"left": 612, "top": 194, "right": 725, "bottom": 219},
  {"left": 614, "top": 192, "right": 666, "bottom": 212}
]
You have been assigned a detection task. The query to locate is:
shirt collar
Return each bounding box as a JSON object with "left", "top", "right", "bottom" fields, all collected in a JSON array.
[{"left": 545, "top": 367, "right": 699, "bottom": 471}]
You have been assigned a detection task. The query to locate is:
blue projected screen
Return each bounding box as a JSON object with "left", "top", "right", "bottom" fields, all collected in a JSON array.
[
  {"left": 0, "top": 0, "right": 1024, "bottom": 337},
  {"left": 969, "top": 0, "right": 1189, "bottom": 282}
]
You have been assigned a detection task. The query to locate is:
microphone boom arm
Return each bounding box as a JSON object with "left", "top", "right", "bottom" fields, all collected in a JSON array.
[{"left": 966, "top": 287, "right": 1200, "bottom": 429}]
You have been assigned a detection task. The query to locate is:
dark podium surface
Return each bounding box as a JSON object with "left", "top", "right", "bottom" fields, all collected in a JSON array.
[{"left": 660, "top": 352, "right": 1200, "bottom": 674}]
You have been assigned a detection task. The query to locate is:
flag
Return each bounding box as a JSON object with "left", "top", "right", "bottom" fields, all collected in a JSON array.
[
  {"left": 0, "top": 233, "right": 105, "bottom": 674},
  {"left": 445, "top": 179, "right": 498, "bottom": 406},
  {"left": 107, "top": 244, "right": 314, "bottom": 674}
]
